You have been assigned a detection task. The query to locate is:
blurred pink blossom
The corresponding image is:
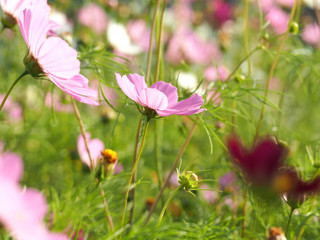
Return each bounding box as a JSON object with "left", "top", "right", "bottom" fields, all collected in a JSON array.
[
  {"left": 204, "top": 66, "right": 229, "bottom": 82},
  {"left": 115, "top": 73, "right": 206, "bottom": 116},
  {"left": 266, "top": 7, "right": 289, "bottom": 35},
  {"left": 0, "top": 94, "right": 23, "bottom": 121},
  {"left": 77, "top": 133, "right": 123, "bottom": 173},
  {"left": 166, "top": 27, "right": 221, "bottom": 66},
  {"left": 174, "top": 0, "right": 194, "bottom": 27},
  {"left": 207, "top": 91, "right": 221, "bottom": 106},
  {"left": 200, "top": 184, "right": 218, "bottom": 205},
  {"left": 211, "top": 0, "right": 233, "bottom": 27},
  {"left": 302, "top": 22, "right": 320, "bottom": 46},
  {"left": 127, "top": 20, "right": 153, "bottom": 52},
  {"left": 19, "top": 3, "right": 99, "bottom": 105},
  {"left": 0, "top": 146, "right": 67, "bottom": 240},
  {"left": 77, "top": 133, "right": 105, "bottom": 168},
  {"left": 259, "top": 0, "right": 275, "bottom": 12},
  {"left": 45, "top": 93, "right": 73, "bottom": 113},
  {"left": 77, "top": 3, "right": 108, "bottom": 35}
]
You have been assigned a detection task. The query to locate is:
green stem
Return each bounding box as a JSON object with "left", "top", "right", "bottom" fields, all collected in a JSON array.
[
  {"left": 120, "top": 118, "right": 150, "bottom": 238},
  {"left": 244, "top": 0, "right": 251, "bottom": 77},
  {"left": 143, "top": 121, "right": 198, "bottom": 226},
  {"left": 254, "top": 0, "right": 298, "bottom": 141},
  {"left": 128, "top": 117, "right": 143, "bottom": 226},
  {"left": 241, "top": 182, "right": 249, "bottom": 238},
  {"left": 146, "top": 0, "right": 162, "bottom": 84},
  {"left": 70, "top": 97, "right": 114, "bottom": 231},
  {"left": 155, "top": 120, "right": 163, "bottom": 190},
  {"left": 157, "top": 186, "right": 180, "bottom": 225},
  {"left": 0, "top": 71, "right": 28, "bottom": 112},
  {"left": 285, "top": 207, "right": 295, "bottom": 237},
  {"left": 225, "top": 47, "right": 258, "bottom": 82},
  {"left": 153, "top": 0, "right": 166, "bottom": 84}
]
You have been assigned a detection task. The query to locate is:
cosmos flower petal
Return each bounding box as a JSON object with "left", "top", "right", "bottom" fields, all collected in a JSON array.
[
  {"left": 19, "top": 3, "right": 50, "bottom": 56},
  {"left": 48, "top": 74, "right": 99, "bottom": 106},
  {"left": 77, "top": 133, "right": 104, "bottom": 168},
  {"left": 140, "top": 88, "right": 168, "bottom": 110},
  {"left": 115, "top": 73, "right": 140, "bottom": 103},
  {"left": 127, "top": 73, "right": 148, "bottom": 96},
  {"left": 150, "top": 81, "right": 178, "bottom": 106},
  {"left": 0, "top": 152, "right": 23, "bottom": 183},
  {"left": 226, "top": 136, "right": 247, "bottom": 166},
  {"left": 38, "top": 37, "right": 80, "bottom": 79}
]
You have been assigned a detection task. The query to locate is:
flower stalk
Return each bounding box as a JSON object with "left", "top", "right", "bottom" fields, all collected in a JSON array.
[
  {"left": 143, "top": 120, "right": 198, "bottom": 226},
  {"left": 120, "top": 117, "right": 150, "bottom": 236},
  {"left": 70, "top": 97, "right": 114, "bottom": 232},
  {"left": 0, "top": 71, "right": 28, "bottom": 112}
]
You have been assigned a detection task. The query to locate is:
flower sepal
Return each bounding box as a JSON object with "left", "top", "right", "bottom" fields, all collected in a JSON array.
[
  {"left": 1, "top": 13, "right": 17, "bottom": 29},
  {"left": 23, "top": 54, "right": 45, "bottom": 78}
]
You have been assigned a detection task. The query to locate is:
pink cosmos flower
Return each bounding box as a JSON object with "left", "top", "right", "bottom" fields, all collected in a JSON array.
[
  {"left": 45, "top": 92, "right": 73, "bottom": 113},
  {"left": 204, "top": 66, "right": 229, "bottom": 82},
  {"left": 200, "top": 184, "right": 218, "bottom": 205},
  {"left": 77, "top": 133, "right": 123, "bottom": 174},
  {"left": 77, "top": 133, "right": 105, "bottom": 168},
  {"left": 127, "top": 20, "right": 153, "bottom": 52},
  {"left": 211, "top": 0, "right": 233, "bottom": 27},
  {"left": 266, "top": 7, "right": 289, "bottom": 35},
  {"left": 0, "top": 147, "right": 67, "bottom": 240},
  {"left": 19, "top": 3, "right": 99, "bottom": 105},
  {"left": 0, "top": 94, "right": 23, "bottom": 121},
  {"left": 0, "top": 0, "right": 46, "bottom": 26},
  {"left": 77, "top": 3, "right": 108, "bottom": 35},
  {"left": 115, "top": 73, "right": 206, "bottom": 117},
  {"left": 302, "top": 22, "right": 320, "bottom": 46},
  {"left": 166, "top": 27, "right": 221, "bottom": 66}
]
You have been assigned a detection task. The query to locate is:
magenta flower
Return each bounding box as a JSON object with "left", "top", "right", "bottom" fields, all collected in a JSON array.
[
  {"left": 18, "top": 3, "right": 98, "bottom": 105},
  {"left": 227, "top": 135, "right": 288, "bottom": 186},
  {"left": 115, "top": 73, "right": 206, "bottom": 117},
  {"left": 77, "top": 3, "right": 108, "bottom": 35},
  {"left": 0, "top": 147, "right": 67, "bottom": 240}
]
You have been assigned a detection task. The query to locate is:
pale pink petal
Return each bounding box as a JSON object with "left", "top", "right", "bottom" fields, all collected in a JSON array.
[
  {"left": 150, "top": 81, "right": 178, "bottom": 106},
  {"left": 115, "top": 73, "right": 140, "bottom": 102},
  {"left": 21, "top": 189, "right": 48, "bottom": 221},
  {"left": 302, "top": 23, "right": 320, "bottom": 45},
  {"left": 77, "top": 133, "right": 104, "bottom": 167},
  {"left": 139, "top": 88, "right": 168, "bottom": 110},
  {"left": 127, "top": 73, "right": 148, "bottom": 95},
  {"left": 157, "top": 93, "right": 205, "bottom": 116},
  {"left": 48, "top": 74, "right": 99, "bottom": 106},
  {"left": 38, "top": 37, "right": 79, "bottom": 79},
  {"left": 18, "top": 4, "right": 50, "bottom": 56},
  {"left": 0, "top": 152, "right": 23, "bottom": 183},
  {"left": 266, "top": 7, "right": 289, "bottom": 35}
]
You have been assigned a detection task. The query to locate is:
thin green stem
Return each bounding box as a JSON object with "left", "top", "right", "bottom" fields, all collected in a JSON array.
[
  {"left": 285, "top": 207, "right": 295, "bottom": 237},
  {"left": 244, "top": 0, "right": 251, "bottom": 77},
  {"left": 70, "top": 98, "right": 95, "bottom": 170},
  {"left": 0, "top": 71, "right": 28, "bottom": 112},
  {"left": 143, "top": 120, "right": 198, "bottom": 226},
  {"left": 225, "top": 47, "right": 258, "bottom": 82},
  {"left": 155, "top": 120, "right": 163, "bottom": 190},
  {"left": 254, "top": 0, "right": 298, "bottom": 141},
  {"left": 120, "top": 119, "right": 150, "bottom": 238},
  {"left": 153, "top": 0, "right": 166, "bottom": 84},
  {"left": 128, "top": 117, "right": 143, "bottom": 226},
  {"left": 157, "top": 186, "right": 180, "bottom": 225},
  {"left": 146, "top": 0, "right": 162, "bottom": 84},
  {"left": 241, "top": 182, "right": 248, "bottom": 238},
  {"left": 71, "top": 97, "right": 114, "bottom": 232}
]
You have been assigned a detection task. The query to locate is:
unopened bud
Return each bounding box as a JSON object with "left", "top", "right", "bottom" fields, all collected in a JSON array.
[{"left": 289, "top": 21, "right": 299, "bottom": 35}]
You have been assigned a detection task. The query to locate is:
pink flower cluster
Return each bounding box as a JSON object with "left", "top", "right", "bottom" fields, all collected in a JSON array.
[{"left": 0, "top": 143, "right": 67, "bottom": 240}]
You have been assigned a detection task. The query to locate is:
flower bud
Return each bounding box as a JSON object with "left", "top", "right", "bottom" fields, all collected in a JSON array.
[
  {"left": 99, "top": 149, "right": 118, "bottom": 177},
  {"left": 289, "top": 21, "right": 299, "bottom": 35}
]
